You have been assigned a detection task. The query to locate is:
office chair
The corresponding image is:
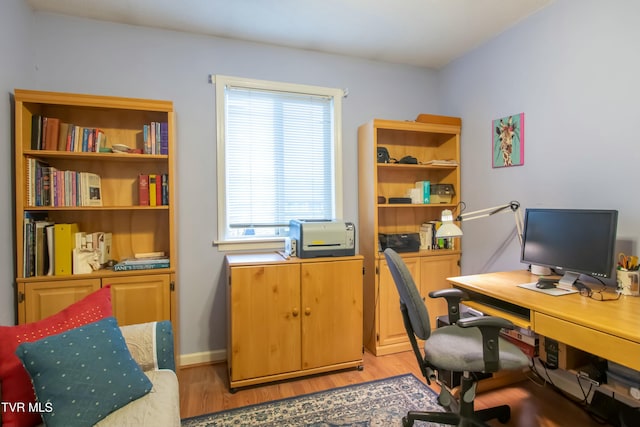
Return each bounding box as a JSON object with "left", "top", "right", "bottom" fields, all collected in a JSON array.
[{"left": 383, "top": 248, "right": 530, "bottom": 427}]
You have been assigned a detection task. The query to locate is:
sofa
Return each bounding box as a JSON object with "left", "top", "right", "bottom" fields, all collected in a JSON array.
[
  {"left": 1, "top": 316, "right": 180, "bottom": 427},
  {"left": 1, "top": 287, "right": 180, "bottom": 427},
  {"left": 94, "top": 320, "right": 181, "bottom": 427}
]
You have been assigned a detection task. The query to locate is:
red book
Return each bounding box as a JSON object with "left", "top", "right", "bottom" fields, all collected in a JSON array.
[
  {"left": 138, "top": 174, "right": 149, "bottom": 206},
  {"left": 44, "top": 118, "right": 60, "bottom": 151},
  {"left": 156, "top": 177, "right": 162, "bottom": 206}
]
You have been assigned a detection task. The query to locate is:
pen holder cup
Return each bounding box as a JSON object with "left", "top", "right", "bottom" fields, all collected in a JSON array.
[{"left": 616, "top": 269, "right": 640, "bottom": 296}]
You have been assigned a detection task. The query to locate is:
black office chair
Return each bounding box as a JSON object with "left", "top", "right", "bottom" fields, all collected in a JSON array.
[{"left": 383, "top": 248, "right": 530, "bottom": 427}]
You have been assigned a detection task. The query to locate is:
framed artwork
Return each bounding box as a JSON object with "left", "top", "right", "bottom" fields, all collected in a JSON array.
[{"left": 492, "top": 113, "right": 524, "bottom": 168}]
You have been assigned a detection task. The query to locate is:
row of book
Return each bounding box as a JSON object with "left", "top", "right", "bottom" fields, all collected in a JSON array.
[
  {"left": 23, "top": 218, "right": 111, "bottom": 277},
  {"left": 142, "top": 122, "right": 169, "bottom": 155},
  {"left": 31, "top": 116, "right": 107, "bottom": 153},
  {"left": 26, "top": 158, "right": 102, "bottom": 207},
  {"left": 138, "top": 173, "right": 169, "bottom": 206},
  {"left": 30, "top": 115, "right": 169, "bottom": 155}
]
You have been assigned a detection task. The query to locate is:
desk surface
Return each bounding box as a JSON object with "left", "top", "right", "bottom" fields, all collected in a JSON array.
[{"left": 447, "top": 270, "right": 640, "bottom": 370}]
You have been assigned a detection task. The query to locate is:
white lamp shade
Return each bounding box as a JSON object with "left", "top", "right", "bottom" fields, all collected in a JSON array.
[
  {"left": 436, "top": 222, "right": 463, "bottom": 238},
  {"left": 435, "top": 209, "right": 463, "bottom": 238}
]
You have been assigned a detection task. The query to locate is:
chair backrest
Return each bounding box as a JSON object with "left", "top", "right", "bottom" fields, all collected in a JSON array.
[{"left": 383, "top": 248, "right": 431, "bottom": 340}]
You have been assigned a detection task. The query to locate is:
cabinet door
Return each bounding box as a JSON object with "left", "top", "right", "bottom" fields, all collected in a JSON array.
[
  {"left": 301, "top": 259, "right": 363, "bottom": 370},
  {"left": 229, "top": 264, "right": 301, "bottom": 381},
  {"left": 378, "top": 256, "right": 420, "bottom": 347},
  {"left": 105, "top": 274, "right": 171, "bottom": 326},
  {"left": 19, "top": 279, "right": 101, "bottom": 324},
  {"left": 420, "top": 254, "right": 460, "bottom": 328}
]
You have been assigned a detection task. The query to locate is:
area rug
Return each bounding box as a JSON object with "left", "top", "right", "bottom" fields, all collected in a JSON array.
[{"left": 181, "top": 373, "right": 445, "bottom": 426}]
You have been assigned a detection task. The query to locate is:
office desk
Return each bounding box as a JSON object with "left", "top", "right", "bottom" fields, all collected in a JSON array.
[{"left": 447, "top": 270, "right": 640, "bottom": 371}]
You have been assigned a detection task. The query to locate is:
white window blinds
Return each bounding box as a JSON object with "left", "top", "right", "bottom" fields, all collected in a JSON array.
[{"left": 216, "top": 76, "right": 343, "bottom": 245}]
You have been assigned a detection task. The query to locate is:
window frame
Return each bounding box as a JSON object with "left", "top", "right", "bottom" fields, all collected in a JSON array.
[{"left": 214, "top": 75, "right": 344, "bottom": 251}]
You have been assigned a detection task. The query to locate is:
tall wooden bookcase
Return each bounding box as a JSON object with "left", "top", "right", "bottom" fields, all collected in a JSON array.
[
  {"left": 13, "top": 89, "right": 178, "bottom": 355},
  {"left": 358, "top": 115, "right": 462, "bottom": 356}
]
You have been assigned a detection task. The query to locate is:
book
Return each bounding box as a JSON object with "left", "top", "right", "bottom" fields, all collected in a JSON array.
[
  {"left": 80, "top": 172, "right": 103, "bottom": 206},
  {"left": 138, "top": 174, "right": 149, "bottom": 206},
  {"left": 57, "top": 122, "right": 70, "bottom": 151},
  {"left": 423, "top": 159, "right": 458, "bottom": 166},
  {"left": 45, "top": 224, "right": 55, "bottom": 275},
  {"left": 54, "top": 223, "right": 79, "bottom": 275},
  {"left": 95, "top": 129, "right": 106, "bottom": 152},
  {"left": 160, "top": 122, "right": 168, "bottom": 154},
  {"left": 415, "top": 181, "right": 431, "bottom": 204},
  {"left": 149, "top": 174, "right": 157, "bottom": 207},
  {"left": 161, "top": 173, "right": 169, "bottom": 205},
  {"left": 35, "top": 220, "right": 54, "bottom": 276},
  {"left": 31, "top": 114, "right": 42, "bottom": 150},
  {"left": 44, "top": 117, "right": 60, "bottom": 151},
  {"left": 134, "top": 251, "right": 165, "bottom": 259},
  {"left": 156, "top": 175, "right": 162, "bottom": 206},
  {"left": 118, "top": 256, "right": 169, "bottom": 265},
  {"left": 113, "top": 262, "right": 169, "bottom": 271}
]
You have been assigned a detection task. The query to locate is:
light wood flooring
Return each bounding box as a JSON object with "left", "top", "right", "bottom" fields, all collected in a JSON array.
[{"left": 178, "top": 350, "right": 612, "bottom": 426}]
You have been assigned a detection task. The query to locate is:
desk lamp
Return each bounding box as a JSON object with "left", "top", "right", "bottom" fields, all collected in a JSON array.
[{"left": 435, "top": 201, "right": 551, "bottom": 275}]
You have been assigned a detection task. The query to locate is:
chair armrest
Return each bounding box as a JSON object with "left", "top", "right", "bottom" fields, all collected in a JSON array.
[
  {"left": 121, "top": 320, "right": 175, "bottom": 372},
  {"left": 428, "top": 288, "right": 469, "bottom": 324},
  {"left": 457, "top": 316, "right": 516, "bottom": 372}
]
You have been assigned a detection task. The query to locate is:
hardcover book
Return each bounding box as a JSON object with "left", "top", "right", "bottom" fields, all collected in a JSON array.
[{"left": 139, "top": 174, "right": 149, "bottom": 206}]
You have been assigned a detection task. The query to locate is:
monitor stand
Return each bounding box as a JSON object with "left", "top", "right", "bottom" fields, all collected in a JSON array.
[{"left": 557, "top": 271, "right": 580, "bottom": 291}]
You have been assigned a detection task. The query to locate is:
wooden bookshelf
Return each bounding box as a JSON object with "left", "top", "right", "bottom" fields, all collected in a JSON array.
[{"left": 13, "top": 89, "right": 178, "bottom": 359}]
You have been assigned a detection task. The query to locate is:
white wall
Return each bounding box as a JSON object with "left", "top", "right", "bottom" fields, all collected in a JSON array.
[
  {"left": 3, "top": 10, "right": 441, "bottom": 357},
  {"left": 439, "top": 0, "right": 640, "bottom": 280},
  {"left": 0, "top": 0, "right": 34, "bottom": 325}
]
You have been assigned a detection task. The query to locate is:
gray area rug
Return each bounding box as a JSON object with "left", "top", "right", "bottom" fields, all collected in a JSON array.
[{"left": 181, "top": 373, "right": 444, "bottom": 426}]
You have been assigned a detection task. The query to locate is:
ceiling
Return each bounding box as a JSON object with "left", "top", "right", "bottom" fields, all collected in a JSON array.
[{"left": 25, "top": 0, "right": 554, "bottom": 69}]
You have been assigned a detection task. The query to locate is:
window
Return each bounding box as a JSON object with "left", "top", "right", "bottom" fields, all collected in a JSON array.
[{"left": 214, "top": 75, "right": 344, "bottom": 249}]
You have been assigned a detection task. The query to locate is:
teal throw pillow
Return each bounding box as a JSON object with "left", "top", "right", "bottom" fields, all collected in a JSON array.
[{"left": 15, "top": 316, "right": 152, "bottom": 427}]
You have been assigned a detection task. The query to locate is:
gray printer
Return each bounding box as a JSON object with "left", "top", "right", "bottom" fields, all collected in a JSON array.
[{"left": 289, "top": 219, "right": 356, "bottom": 258}]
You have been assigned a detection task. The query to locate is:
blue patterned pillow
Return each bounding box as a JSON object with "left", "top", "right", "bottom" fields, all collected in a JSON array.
[{"left": 15, "top": 316, "right": 152, "bottom": 427}]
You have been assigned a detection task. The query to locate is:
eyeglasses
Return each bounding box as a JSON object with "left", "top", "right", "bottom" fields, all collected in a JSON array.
[{"left": 579, "top": 287, "right": 621, "bottom": 301}]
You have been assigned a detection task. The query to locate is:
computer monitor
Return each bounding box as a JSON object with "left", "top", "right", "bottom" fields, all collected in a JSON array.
[{"left": 520, "top": 208, "right": 618, "bottom": 287}]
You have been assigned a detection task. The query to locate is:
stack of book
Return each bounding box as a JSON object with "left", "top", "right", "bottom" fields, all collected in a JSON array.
[
  {"left": 142, "top": 122, "right": 169, "bottom": 155},
  {"left": 26, "top": 158, "right": 102, "bottom": 207},
  {"left": 138, "top": 173, "right": 169, "bottom": 206},
  {"left": 499, "top": 326, "right": 539, "bottom": 358},
  {"left": 113, "top": 255, "right": 169, "bottom": 271},
  {"left": 31, "top": 115, "right": 107, "bottom": 152}
]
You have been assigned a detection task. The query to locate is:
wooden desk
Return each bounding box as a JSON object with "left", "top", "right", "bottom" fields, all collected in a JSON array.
[{"left": 447, "top": 270, "right": 640, "bottom": 371}]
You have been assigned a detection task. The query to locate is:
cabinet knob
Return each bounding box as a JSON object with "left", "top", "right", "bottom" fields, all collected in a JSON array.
[
  {"left": 304, "top": 307, "right": 311, "bottom": 316},
  {"left": 292, "top": 308, "right": 299, "bottom": 317}
]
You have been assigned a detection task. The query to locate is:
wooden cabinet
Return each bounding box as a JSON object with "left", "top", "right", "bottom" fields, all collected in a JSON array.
[
  {"left": 358, "top": 115, "right": 462, "bottom": 355},
  {"left": 226, "top": 253, "right": 364, "bottom": 390},
  {"left": 13, "top": 89, "right": 178, "bottom": 354}
]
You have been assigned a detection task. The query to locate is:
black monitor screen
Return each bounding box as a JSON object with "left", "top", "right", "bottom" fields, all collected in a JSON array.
[{"left": 520, "top": 208, "right": 618, "bottom": 284}]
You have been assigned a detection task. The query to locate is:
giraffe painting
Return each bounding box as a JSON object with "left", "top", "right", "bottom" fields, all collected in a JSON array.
[{"left": 492, "top": 113, "right": 524, "bottom": 168}]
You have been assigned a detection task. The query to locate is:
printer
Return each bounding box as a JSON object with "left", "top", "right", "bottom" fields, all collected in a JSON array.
[{"left": 289, "top": 219, "right": 356, "bottom": 258}]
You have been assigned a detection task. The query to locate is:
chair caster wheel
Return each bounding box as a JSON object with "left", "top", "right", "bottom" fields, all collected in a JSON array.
[{"left": 402, "top": 416, "right": 413, "bottom": 427}]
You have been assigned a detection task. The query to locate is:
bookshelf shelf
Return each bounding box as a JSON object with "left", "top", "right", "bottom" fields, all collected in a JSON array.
[{"left": 14, "top": 89, "right": 178, "bottom": 358}]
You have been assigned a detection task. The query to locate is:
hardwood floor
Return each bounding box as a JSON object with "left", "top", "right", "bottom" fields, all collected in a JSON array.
[{"left": 178, "top": 350, "right": 611, "bottom": 426}]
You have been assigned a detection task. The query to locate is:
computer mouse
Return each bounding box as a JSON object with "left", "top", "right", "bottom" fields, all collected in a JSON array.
[{"left": 536, "top": 280, "right": 556, "bottom": 289}]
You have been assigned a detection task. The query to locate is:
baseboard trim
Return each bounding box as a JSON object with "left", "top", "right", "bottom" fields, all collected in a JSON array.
[{"left": 179, "top": 349, "right": 226, "bottom": 367}]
